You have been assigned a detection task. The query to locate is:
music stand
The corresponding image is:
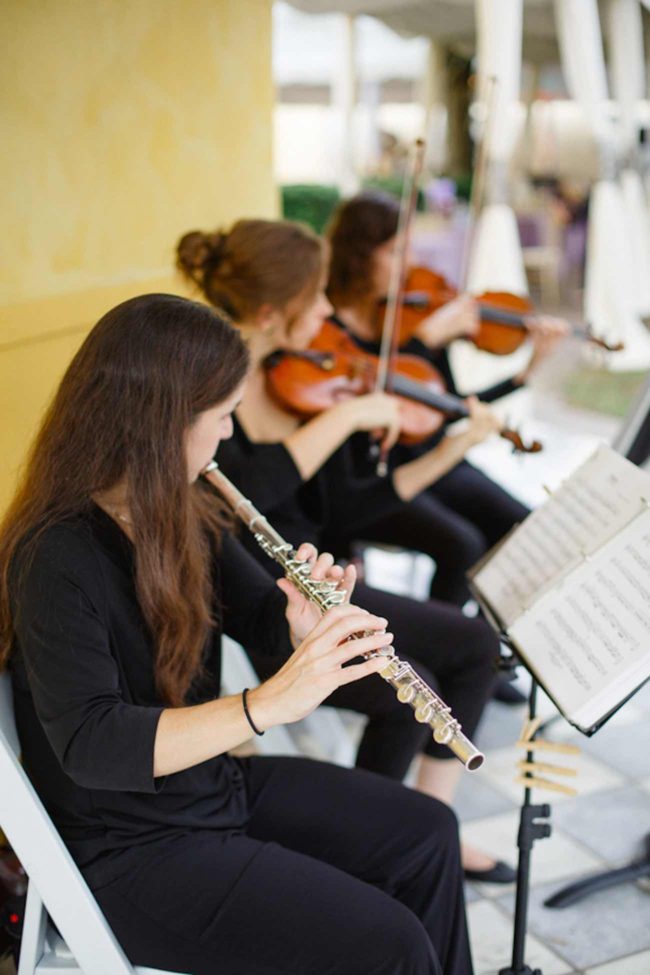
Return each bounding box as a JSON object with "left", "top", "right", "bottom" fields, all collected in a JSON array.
[
  {"left": 542, "top": 373, "right": 650, "bottom": 912},
  {"left": 470, "top": 435, "right": 650, "bottom": 971}
]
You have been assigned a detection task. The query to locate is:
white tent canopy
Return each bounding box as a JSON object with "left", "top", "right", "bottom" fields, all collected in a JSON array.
[
  {"left": 284, "top": 0, "right": 602, "bottom": 63},
  {"left": 274, "top": 4, "right": 430, "bottom": 85}
]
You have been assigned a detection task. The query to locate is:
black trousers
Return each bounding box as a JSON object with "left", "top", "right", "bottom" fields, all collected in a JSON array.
[
  {"left": 92, "top": 757, "right": 473, "bottom": 975},
  {"left": 250, "top": 580, "right": 498, "bottom": 774},
  {"left": 327, "top": 460, "right": 529, "bottom": 606}
]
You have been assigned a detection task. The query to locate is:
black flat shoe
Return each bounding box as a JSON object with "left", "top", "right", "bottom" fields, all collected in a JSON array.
[
  {"left": 492, "top": 676, "right": 527, "bottom": 705},
  {"left": 464, "top": 860, "right": 517, "bottom": 884}
]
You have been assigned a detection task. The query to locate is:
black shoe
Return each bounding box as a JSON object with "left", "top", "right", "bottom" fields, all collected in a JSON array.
[
  {"left": 464, "top": 860, "right": 517, "bottom": 884},
  {"left": 492, "top": 676, "right": 527, "bottom": 705}
]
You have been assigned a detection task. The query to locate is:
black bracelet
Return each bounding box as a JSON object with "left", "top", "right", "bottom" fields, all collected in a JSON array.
[{"left": 242, "top": 687, "right": 265, "bottom": 737}]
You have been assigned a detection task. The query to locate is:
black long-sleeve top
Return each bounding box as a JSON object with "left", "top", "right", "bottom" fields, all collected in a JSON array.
[
  {"left": 9, "top": 504, "right": 292, "bottom": 886},
  {"left": 216, "top": 417, "right": 404, "bottom": 556}
]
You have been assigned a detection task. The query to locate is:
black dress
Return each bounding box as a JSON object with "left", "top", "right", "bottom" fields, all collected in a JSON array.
[
  {"left": 325, "top": 314, "right": 530, "bottom": 604},
  {"left": 9, "top": 505, "right": 474, "bottom": 975},
  {"left": 217, "top": 420, "right": 498, "bottom": 772}
]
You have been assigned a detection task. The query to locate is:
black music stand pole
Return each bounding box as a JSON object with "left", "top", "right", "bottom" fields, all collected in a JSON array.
[{"left": 499, "top": 677, "right": 552, "bottom": 975}]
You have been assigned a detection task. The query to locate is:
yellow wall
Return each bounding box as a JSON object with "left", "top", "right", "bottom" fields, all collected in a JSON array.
[{"left": 1, "top": 0, "right": 276, "bottom": 509}]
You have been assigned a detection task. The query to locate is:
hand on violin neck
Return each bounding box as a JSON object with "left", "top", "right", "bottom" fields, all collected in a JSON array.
[
  {"left": 459, "top": 396, "right": 502, "bottom": 448},
  {"left": 514, "top": 318, "right": 568, "bottom": 384},
  {"left": 339, "top": 392, "right": 401, "bottom": 448},
  {"left": 526, "top": 313, "right": 570, "bottom": 338},
  {"left": 413, "top": 294, "right": 480, "bottom": 349}
]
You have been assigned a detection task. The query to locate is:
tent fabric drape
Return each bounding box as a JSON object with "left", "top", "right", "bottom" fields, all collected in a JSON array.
[
  {"left": 607, "top": 0, "right": 650, "bottom": 316},
  {"left": 474, "top": 0, "right": 523, "bottom": 162},
  {"left": 554, "top": 0, "right": 650, "bottom": 362},
  {"left": 466, "top": 204, "right": 528, "bottom": 295},
  {"left": 554, "top": 0, "right": 611, "bottom": 147},
  {"left": 585, "top": 181, "right": 645, "bottom": 356},
  {"left": 607, "top": 0, "right": 645, "bottom": 156},
  {"left": 620, "top": 169, "right": 650, "bottom": 315},
  {"left": 467, "top": 0, "right": 527, "bottom": 296}
]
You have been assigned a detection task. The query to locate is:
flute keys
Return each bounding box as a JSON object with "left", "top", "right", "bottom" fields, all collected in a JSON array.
[
  {"left": 415, "top": 703, "right": 433, "bottom": 724},
  {"left": 434, "top": 724, "right": 454, "bottom": 745},
  {"left": 379, "top": 659, "right": 400, "bottom": 679},
  {"left": 397, "top": 683, "right": 417, "bottom": 704}
]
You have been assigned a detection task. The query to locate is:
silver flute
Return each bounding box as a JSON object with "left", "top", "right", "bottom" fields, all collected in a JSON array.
[{"left": 202, "top": 460, "right": 484, "bottom": 771}]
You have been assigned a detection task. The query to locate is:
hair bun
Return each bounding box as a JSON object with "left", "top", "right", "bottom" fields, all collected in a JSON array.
[{"left": 176, "top": 230, "right": 228, "bottom": 280}]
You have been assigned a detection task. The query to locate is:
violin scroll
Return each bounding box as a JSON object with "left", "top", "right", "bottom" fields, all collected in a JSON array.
[
  {"left": 582, "top": 328, "right": 624, "bottom": 353},
  {"left": 500, "top": 427, "right": 543, "bottom": 455}
]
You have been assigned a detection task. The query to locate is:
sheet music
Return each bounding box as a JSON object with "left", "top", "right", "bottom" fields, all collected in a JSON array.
[
  {"left": 473, "top": 445, "right": 650, "bottom": 627},
  {"left": 508, "top": 506, "right": 650, "bottom": 729}
]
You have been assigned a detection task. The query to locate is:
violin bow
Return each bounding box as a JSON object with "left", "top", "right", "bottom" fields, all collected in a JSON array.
[{"left": 374, "top": 138, "right": 426, "bottom": 475}]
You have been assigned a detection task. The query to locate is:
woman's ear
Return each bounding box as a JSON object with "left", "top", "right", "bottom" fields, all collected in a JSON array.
[{"left": 256, "top": 303, "right": 282, "bottom": 335}]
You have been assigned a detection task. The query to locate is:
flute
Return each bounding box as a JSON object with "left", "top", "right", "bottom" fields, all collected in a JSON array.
[{"left": 202, "top": 460, "right": 484, "bottom": 771}]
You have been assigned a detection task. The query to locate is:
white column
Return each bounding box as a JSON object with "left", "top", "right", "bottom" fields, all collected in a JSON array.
[
  {"left": 467, "top": 0, "right": 527, "bottom": 295},
  {"left": 420, "top": 39, "right": 448, "bottom": 174},
  {"left": 332, "top": 14, "right": 359, "bottom": 196},
  {"left": 608, "top": 0, "right": 650, "bottom": 316},
  {"left": 555, "top": 0, "right": 650, "bottom": 364}
]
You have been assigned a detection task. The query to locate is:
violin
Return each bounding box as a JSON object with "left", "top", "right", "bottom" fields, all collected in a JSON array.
[
  {"left": 379, "top": 265, "right": 624, "bottom": 356},
  {"left": 263, "top": 320, "right": 542, "bottom": 454}
]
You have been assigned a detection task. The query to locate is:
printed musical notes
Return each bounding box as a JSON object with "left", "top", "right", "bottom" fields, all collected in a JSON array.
[
  {"left": 472, "top": 445, "right": 650, "bottom": 734},
  {"left": 473, "top": 445, "right": 650, "bottom": 628}
]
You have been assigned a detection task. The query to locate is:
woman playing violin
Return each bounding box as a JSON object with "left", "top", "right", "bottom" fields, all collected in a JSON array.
[
  {"left": 176, "top": 218, "right": 516, "bottom": 883},
  {"left": 325, "top": 190, "right": 567, "bottom": 607}
]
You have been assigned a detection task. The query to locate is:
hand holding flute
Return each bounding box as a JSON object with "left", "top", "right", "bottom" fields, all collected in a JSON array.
[
  {"left": 202, "top": 461, "right": 485, "bottom": 770},
  {"left": 246, "top": 600, "right": 392, "bottom": 730}
]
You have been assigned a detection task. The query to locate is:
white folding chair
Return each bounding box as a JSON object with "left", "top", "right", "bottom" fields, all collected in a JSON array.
[
  {"left": 220, "top": 636, "right": 300, "bottom": 757},
  {"left": 0, "top": 672, "right": 187, "bottom": 975},
  {"left": 221, "top": 636, "right": 358, "bottom": 767}
]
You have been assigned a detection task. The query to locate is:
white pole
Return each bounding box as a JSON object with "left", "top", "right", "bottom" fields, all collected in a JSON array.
[
  {"left": 332, "top": 14, "right": 359, "bottom": 196},
  {"left": 421, "top": 39, "right": 448, "bottom": 173}
]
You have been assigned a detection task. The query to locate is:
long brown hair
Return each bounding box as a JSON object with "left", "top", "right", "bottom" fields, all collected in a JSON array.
[
  {"left": 325, "top": 191, "right": 400, "bottom": 307},
  {"left": 176, "top": 218, "right": 325, "bottom": 320},
  {"left": 0, "top": 294, "right": 249, "bottom": 706}
]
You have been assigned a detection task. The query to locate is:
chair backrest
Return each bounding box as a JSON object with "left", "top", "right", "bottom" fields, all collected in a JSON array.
[
  {"left": 0, "top": 671, "right": 143, "bottom": 974},
  {"left": 0, "top": 669, "right": 20, "bottom": 757}
]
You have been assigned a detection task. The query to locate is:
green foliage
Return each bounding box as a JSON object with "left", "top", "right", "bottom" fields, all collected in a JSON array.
[
  {"left": 562, "top": 368, "right": 647, "bottom": 417},
  {"left": 280, "top": 174, "right": 472, "bottom": 232},
  {"left": 360, "top": 176, "right": 425, "bottom": 211},
  {"left": 280, "top": 184, "right": 341, "bottom": 234},
  {"left": 453, "top": 172, "right": 472, "bottom": 202}
]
